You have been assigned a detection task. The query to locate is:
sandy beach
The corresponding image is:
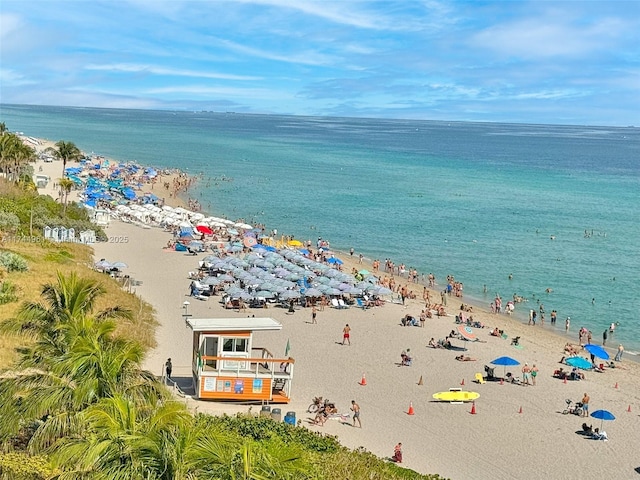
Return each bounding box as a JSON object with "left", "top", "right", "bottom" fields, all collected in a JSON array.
[{"left": 32, "top": 152, "right": 640, "bottom": 479}]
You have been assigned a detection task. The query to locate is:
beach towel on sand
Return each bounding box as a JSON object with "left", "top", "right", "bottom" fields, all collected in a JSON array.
[{"left": 328, "top": 414, "right": 351, "bottom": 422}]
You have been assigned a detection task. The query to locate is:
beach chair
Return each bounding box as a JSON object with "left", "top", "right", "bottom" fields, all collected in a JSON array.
[
  {"left": 190, "top": 287, "right": 208, "bottom": 301},
  {"left": 591, "top": 430, "right": 608, "bottom": 441},
  {"left": 356, "top": 298, "right": 368, "bottom": 309},
  {"left": 192, "top": 281, "right": 211, "bottom": 295},
  {"left": 338, "top": 299, "right": 349, "bottom": 309},
  {"left": 474, "top": 373, "right": 486, "bottom": 384},
  {"left": 331, "top": 298, "right": 340, "bottom": 309},
  {"left": 484, "top": 365, "right": 497, "bottom": 381}
]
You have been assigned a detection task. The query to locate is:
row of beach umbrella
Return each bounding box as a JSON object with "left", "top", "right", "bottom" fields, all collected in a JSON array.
[{"left": 196, "top": 248, "right": 393, "bottom": 301}]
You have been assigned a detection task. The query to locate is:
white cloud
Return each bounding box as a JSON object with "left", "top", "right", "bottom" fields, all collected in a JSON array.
[
  {"left": 0, "top": 68, "right": 35, "bottom": 86},
  {"left": 218, "top": 38, "right": 337, "bottom": 67},
  {"left": 144, "top": 85, "right": 293, "bottom": 100},
  {"left": 472, "top": 14, "right": 632, "bottom": 58},
  {"left": 84, "top": 63, "right": 261, "bottom": 81},
  {"left": 233, "top": 0, "right": 386, "bottom": 30},
  {"left": 0, "top": 13, "right": 22, "bottom": 40}
]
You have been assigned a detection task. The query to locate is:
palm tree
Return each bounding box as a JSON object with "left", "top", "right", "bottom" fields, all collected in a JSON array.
[
  {"left": 0, "top": 317, "right": 164, "bottom": 452},
  {"left": 0, "top": 271, "right": 132, "bottom": 376},
  {"left": 58, "top": 177, "right": 75, "bottom": 214},
  {"left": 50, "top": 395, "right": 192, "bottom": 479},
  {"left": 1, "top": 271, "right": 127, "bottom": 342},
  {"left": 47, "top": 140, "right": 82, "bottom": 178},
  {"left": 0, "top": 132, "right": 35, "bottom": 181},
  {"left": 0, "top": 274, "right": 161, "bottom": 451},
  {"left": 50, "top": 399, "right": 311, "bottom": 480}
]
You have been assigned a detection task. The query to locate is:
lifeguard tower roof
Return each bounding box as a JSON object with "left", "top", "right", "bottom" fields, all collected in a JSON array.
[{"left": 187, "top": 317, "right": 282, "bottom": 332}]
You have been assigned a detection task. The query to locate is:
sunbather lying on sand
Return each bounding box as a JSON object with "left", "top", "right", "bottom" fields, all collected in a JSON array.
[
  {"left": 564, "top": 343, "right": 581, "bottom": 355},
  {"left": 455, "top": 355, "right": 477, "bottom": 361}
]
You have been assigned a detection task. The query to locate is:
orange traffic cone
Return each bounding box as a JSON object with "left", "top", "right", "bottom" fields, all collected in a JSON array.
[
  {"left": 470, "top": 401, "right": 477, "bottom": 415},
  {"left": 417, "top": 375, "right": 424, "bottom": 386},
  {"left": 615, "top": 382, "right": 619, "bottom": 389},
  {"left": 518, "top": 406, "right": 523, "bottom": 414},
  {"left": 407, "top": 402, "right": 415, "bottom": 415},
  {"left": 460, "top": 378, "right": 465, "bottom": 386},
  {"left": 627, "top": 405, "right": 632, "bottom": 413},
  {"left": 359, "top": 373, "right": 367, "bottom": 386}
]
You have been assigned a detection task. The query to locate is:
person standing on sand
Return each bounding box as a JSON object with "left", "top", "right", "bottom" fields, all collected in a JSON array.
[
  {"left": 311, "top": 306, "right": 317, "bottom": 324},
  {"left": 342, "top": 324, "right": 351, "bottom": 345},
  {"left": 602, "top": 329, "right": 608, "bottom": 346},
  {"left": 615, "top": 344, "right": 624, "bottom": 361},
  {"left": 351, "top": 400, "right": 361, "bottom": 428},
  {"left": 522, "top": 363, "right": 531, "bottom": 385},
  {"left": 531, "top": 364, "right": 538, "bottom": 385},
  {"left": 565, "top": 317, "right": 570, "bottom": 333},
  {"left": 165, "top": 358, "right": 172, "bottom": 380},
  {"left": 581, "top": 393, "right": 590, "bottom": 417}
]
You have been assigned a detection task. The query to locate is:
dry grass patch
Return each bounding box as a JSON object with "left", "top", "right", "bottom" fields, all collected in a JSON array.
[{"left": 0, "top": 240, "right": 157, "bottom": 367}]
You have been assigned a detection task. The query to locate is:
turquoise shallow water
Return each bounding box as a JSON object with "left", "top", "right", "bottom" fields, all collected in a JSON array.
[{"left": 2, "top": 104, "right": 639, "bottom": 353}]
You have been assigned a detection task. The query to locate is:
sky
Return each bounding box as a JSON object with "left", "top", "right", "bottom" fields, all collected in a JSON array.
[{"left": 1, "top": 0, "right": 639, "bottom": 126}]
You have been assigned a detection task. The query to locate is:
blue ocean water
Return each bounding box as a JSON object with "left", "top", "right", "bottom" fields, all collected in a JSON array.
[{"left": 2, "top": 104, "right": 639, "bottom": 353}]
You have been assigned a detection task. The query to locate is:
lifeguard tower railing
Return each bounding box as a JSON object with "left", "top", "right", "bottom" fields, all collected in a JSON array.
[{"left": 197, "top": 347, "right": 294, "bottom": 401}]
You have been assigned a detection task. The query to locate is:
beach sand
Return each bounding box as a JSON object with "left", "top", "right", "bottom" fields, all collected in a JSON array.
[
  {"left": 89, "top": 218, "right": 640, "bottom": 480},
  {"left": 30, "top": 145, "right": 640, "bottom": 479}
]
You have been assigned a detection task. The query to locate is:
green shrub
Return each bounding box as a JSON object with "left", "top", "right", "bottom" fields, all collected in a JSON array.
[
  {"left": 0, "top": 452, "right": 59, "bottom": 479},
  {"left": 198, "top": 413, "right": 341, "bottom": 453},
  {"left": 0, "top": 251, "right": 28, "bottom": 272},
  {"left": 0, "top": 281, "right": 19, "bottom": 304},
  {"left": 0, "top": 212, "right": 20, "bottom": 234}
]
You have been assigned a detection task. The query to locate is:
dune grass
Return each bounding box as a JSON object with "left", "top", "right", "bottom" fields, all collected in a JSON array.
[{"left": 0, "top": 239, "right": 157, "bottom": 367}]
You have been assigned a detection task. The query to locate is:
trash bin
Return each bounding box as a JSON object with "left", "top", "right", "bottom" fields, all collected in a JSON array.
[
  {"left": 260, "top": 406, "right": 271, "bottom": 417},
  {"left": 271, "top": 408, "right": 282, "bottom": 422},
  {"left": 284, "top": 411, "right": 296, "bottom": 425}
]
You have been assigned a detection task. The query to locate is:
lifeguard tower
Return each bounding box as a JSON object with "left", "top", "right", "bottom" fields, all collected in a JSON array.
[{"left": 186, "top": 317, "right": 294, "bottom": 403}]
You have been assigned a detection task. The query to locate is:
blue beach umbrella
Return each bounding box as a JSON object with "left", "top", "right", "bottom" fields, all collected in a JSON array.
[
  {"left": 490, "top": 355, "right": 520, "bottom": 376},
  {"left": 279, "top": 290, "right": 302, "bottom": 301},
  {"left": 591, "top": 409, "right": 615, "bottom": 431},
  {"left": 565, "top": 356, "right": 593, "bottom": 370},
  {"left": 490, "top": 356, "right": 520, "bottom": 366},
  {"left": 583, "top": 344, "right": 610, "bottom": 361}
]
